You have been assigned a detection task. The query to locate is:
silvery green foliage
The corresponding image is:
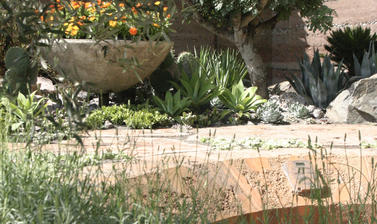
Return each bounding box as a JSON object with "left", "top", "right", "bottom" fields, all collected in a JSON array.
[
  {"left": 256, "top": 100, "right": 283, "bottom": 124},
  {"left": 288, "top": 102, "right": 310, "bottom": 119},
  {"left": 286, "top": 50, "right": 346, "bottom": 109},
  {"left": 350, "top": 42, "right": 377, "bottom": 84}
]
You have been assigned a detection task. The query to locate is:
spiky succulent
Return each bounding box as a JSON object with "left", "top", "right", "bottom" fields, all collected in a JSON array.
[
  {"left": 349, "top": 42, "right": 377, "bottom": 84},
  {"left": 286, "top": 50, "right": 347, "bottom": 109}
]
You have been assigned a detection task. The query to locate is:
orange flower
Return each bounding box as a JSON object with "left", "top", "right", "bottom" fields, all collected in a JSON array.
[
  {"left": 129, "top": 27, "right": 137, "bottom": 36},
  {"left": 163, "top": 6, "right": 168, "bottom": 12},
  {"left": 136, "top": 2, "right": 142, "bottom": 8},
  {"left": 131, "top": 7, "right": 137, "bottom": 15},
  {"left": 119, "top": 3, "right": 125, "bottom": 7},
  {"left": 152, "top": 23, "right": 160, "bottom": 28},
  {"left": 166, "top": 14, "right": 171, "bottom": 19},
  {"left": 71, "top": 1, "right": 81, "bottom": 9},
  {"left": 84, "top": 2, "right": 92, "bottom": 9},
  {"left": 101, "top": 1, "right": 111, "bottom": 8},
  {"left": 97, "top": 0, "right": 102, "bottom": 5}
]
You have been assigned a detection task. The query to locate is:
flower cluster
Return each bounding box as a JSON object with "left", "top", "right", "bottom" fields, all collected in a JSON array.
[{"left": 41, "top": 0, "right": 173, "bottom": 39}]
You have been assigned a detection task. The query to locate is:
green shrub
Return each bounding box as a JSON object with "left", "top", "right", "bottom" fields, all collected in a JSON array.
[
  {"left": 325, "top": 26, "right": 377, "bottom": 74},
  {"left": 286, "top": 50, "right": 347, "bottom": 109},
  {"left": 86, "top": 105, "right": 171, "bottom": 129}
]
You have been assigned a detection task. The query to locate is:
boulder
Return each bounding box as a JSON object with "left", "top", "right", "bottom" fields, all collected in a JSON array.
[
  {"left": 326, "top": 74, "right": 377, "bottom": 123},
  {"left": 37, "top": 76, "right": 56, "bottom": 94}
]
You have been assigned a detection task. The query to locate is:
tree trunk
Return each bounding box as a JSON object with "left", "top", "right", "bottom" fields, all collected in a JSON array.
[{"left": 234, "top": 29, "right": 268, "bottom": 99}]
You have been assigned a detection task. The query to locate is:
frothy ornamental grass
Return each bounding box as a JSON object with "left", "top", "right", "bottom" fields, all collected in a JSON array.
[{"left": 39, "top": 0, "right": 173, "bottom": 39}]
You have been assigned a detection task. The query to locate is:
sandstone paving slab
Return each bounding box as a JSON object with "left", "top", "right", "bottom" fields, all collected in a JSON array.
[{"left": 27, "top": 124, "right": 377, "bottom": 220}]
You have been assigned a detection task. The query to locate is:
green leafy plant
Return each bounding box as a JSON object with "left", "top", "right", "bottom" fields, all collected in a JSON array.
[
  {"left": 1, "top": 91, "right": 47, "bottom": 132},
  {"left": 153, "top": 90, "right": 191, "bottom": 117},
  {"left": 219, "top": 81, "right": 266, "bottom": 116},
  {"left": 286, "top": 50, "right": 347, "bottom": 109},
  {"left": 325, "top": 26, "right": 377, "bottom": 74},
  {"left": 2, "top": 47, "right": 38, "bottom": 95}
]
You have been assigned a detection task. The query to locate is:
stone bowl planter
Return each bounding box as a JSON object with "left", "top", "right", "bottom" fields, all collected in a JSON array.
[{"left": 41, "top": 39, "right": 172, "bottom": 93}]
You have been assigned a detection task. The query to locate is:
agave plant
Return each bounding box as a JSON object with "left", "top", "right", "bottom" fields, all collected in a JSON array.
[
  {"left": 350, "top": 42, "right": 377, "bottom": 84},
  {"left": 219, "top": 81, "right": 266, "bottom": 115},
  {"left": 325, "top": 26, "right": 377, "bottom": 74},
  {"left": 207, "top": 48, "right": 248, "bottom": 90},
  {"left": 286, "top": 50, "right": 347, "bottom": 109},
  {"left": 174, "top": 51, "right": 218, "bottom": 112},
  {"left": 152, "top": 90, "right": 191, "bottom": 117}
]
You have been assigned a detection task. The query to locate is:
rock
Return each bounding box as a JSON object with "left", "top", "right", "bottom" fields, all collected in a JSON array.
[
  {"left": 312, "top": 108, "right": 324, "bottom": 119},
  {"left": 103, "top": 120, "right": 114, "bottom": 129},
  {"left": 326, "top": 74, "right": 377, "bottom": 123},
  {"left": 77, "top": 91, "right": 89, "bottom": 100},
  {"left": 37, "top": 77, "right": 56, "bottom": 94},
  {"left": 306, "top": 105, "right": 316, "bottom": 113},
  {"left": 46, "top": 100, "right": 61, "bottom": 113}
]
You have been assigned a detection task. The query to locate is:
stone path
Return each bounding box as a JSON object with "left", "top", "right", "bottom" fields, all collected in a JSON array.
[{"left": 41, "top": 123, "right": 377, "bottom": 221}]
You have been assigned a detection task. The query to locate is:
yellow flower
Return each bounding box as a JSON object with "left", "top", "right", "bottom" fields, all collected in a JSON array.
[
  {"left": 109, "top": 20, "right": 117, "bottom": 27},
  {"left": 152, "top": 23, "right": 160, "bottom": 28},
  {"left": 88, "top": 7, "right": 96, "bottom": 13},
  {"left": 88, "top": 16, "right": 96, "bottom": 21},
  {"left": 154, "top": 1, "right": 160, "bottom": 6},
  {"left": 163, "top": 6, "right": 168, "bottom": 12},
  {"left": 65, "top": 23, "right": 79, "bottom": 36}
]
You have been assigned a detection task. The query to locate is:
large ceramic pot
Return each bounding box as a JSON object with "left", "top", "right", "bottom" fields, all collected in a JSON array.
[{"left": 41, "top": 39, "right": 172, "bottom": 93}]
